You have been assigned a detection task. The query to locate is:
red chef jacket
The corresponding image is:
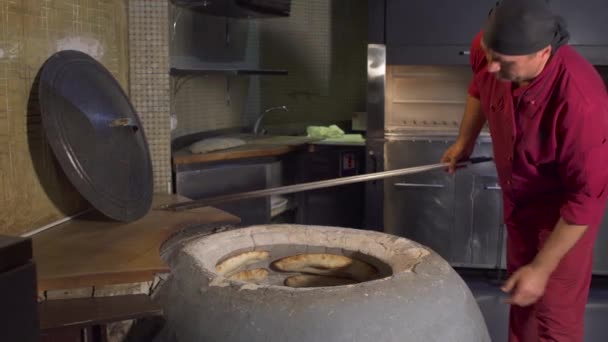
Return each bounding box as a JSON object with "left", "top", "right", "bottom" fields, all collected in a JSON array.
[{"left": 468, "top": 31, "right": 608, "bottom": 230}]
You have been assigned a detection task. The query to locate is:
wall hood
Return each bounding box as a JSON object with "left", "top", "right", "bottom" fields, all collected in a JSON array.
[{"left": 172, "top": 0, "right": 291, "bottom": 18}]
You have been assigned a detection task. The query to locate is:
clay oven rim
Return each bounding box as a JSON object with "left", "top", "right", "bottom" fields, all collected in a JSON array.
[{"left": 174, "top": 224, "right": 433, "bottom": 291}]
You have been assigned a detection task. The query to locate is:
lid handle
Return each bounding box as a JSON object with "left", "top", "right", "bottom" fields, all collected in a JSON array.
[{"left": 110, "top": 118, "right": 139, "bottom": 132}]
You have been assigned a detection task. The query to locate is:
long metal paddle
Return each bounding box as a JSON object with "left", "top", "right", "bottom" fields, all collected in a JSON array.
[{"left": 158, "top": 156, "right": 493, "bottom": 212}]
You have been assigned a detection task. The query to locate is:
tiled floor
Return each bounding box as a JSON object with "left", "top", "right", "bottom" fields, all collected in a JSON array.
[{"left": 462, "top": 272, "right": 608, "bottom": 341}]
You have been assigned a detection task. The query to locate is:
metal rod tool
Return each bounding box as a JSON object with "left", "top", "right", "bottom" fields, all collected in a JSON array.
[{"left": 159, "top": 156, "right": 493, "bottom": 212}]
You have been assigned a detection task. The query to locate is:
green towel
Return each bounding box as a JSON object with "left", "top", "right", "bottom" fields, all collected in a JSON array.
[{"left": 306, "top": 125, "right": 345, "bottom": 139}]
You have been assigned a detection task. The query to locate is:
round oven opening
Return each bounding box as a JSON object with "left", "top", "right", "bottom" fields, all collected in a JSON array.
[
  {"left": 213, "top": 245, "right": 393, "bottom": 288},
  {"left": 175, "top": 224, "right": 432, "bottom": 291}
]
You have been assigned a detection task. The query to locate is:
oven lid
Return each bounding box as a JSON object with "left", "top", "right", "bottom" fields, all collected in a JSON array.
[{"left": 38, "top": 50, "right": 153, "bottom": 222}]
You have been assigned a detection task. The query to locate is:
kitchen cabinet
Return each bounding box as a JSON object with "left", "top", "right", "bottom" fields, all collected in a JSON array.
[
  {"left": 367, "top": 0, "right": 385, "bottom": 44},
  {"left": 452, "top": 142, "right": 504, "bottom": 268},
  {"left": 372, "top": 0, "right": 608, "bottom": 65},
  {"left": 384, "top": 139, "right": 456, "bottom": 260},
  {"left": 175, "top": 159, "right": 282, "bottom": 225},
  {"left": 383, "top": 139, "right": 504, "bottom": 268},
  {"left": 555, "top": 0, "right": 608, "bottom": 46},
  {"left": 385, "top": 0, "right": 492, "bottom": 46},
  {"left": 283, "top": 145, "right": 366, "bottom": 229},
  {"left": 553, "top": 0, "right": 608, "bottom": 64},
  {"left": 383, "top": 0, "right": 495, "bottom": 65},
  {"left": 365, "top": 141, "right": 385, "bottom": 230}
]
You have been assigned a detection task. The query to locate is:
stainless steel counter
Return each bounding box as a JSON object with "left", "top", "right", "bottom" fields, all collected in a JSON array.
[{"left": 379, "top": 138, "right": 503, "bottom": 269}]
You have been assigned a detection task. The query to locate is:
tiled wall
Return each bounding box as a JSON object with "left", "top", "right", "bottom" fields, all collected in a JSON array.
[
  {"left": 0, "top": 0, "right": 173, "bottom": 235},
  {"left": 128, "top": 0, "right": 171, "bottom": 193},
  {"left": 0, "top": 0, "right": 128, "bottom": 235},
  {"left": 171, "top": 75, "right": 253, "bottom": 137}
]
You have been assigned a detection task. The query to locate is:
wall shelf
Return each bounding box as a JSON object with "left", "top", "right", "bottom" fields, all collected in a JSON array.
[
  {"left": 170, "top": 65, "right": 287, "bottom": 105},
  {"left": 170, "top": 67, "right": 288, "bottom": 76},
  {"left": 170, "top": 0, "right": 291, "bottom": 18}
]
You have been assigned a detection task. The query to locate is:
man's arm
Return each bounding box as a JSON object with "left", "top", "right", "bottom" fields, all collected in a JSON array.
[
  {"left": 442, "top": 30, "right": 488, "bottom": 171},
  {"left": 459, "top": 30, "right": 488, "bottom": 147},
  {"left": 502, "top": 218, "right": 587, "bottom": 306},
  {"left": 503, "top": 101, "right": 608, "bottom": 307},
  {"left": 441, "top": 96, "right": 487, "bottom": 172},
  {"left": 532, "top": 218, "right": 588, "bottom": 273},
  {"left": 457, "top": 95, "right": 486, "bottom": 148}
]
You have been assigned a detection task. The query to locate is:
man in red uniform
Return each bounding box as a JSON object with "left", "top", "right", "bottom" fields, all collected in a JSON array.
[{"left": 441, "top": 0, "right": 608, "bottom": 340}]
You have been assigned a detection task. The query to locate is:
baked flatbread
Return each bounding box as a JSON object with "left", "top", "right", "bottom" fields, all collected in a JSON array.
[
  {"left": 228, "top": 268, "right": 269, "bottom": 283},
  {"left": 215, "top": 250, "right": 270, "bottom": 276},
  {"left": 272, "top": 253, "right": 377, "bottom": 281}
]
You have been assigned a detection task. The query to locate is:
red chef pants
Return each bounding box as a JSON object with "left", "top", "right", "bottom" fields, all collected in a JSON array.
[{"left": 506, "top": 223, "right": 600, "bottom": 342}]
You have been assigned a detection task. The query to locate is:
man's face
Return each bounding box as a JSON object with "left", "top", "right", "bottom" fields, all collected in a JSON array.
[{"left": 481, "top": 40, "right": 551, "bottom": 83}]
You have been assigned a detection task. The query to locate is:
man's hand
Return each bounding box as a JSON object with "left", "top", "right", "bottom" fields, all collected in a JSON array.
[
  {"left": 440, "top": 140, "right": 474, "bottom": 174},
  {"left": 501, "top": 264, "right": 551, "bottom": 307}
]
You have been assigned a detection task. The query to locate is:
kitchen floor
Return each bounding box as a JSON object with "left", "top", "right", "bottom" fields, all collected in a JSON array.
[{"left": 461, "top": 271, "right": 608, "bottom": 341}]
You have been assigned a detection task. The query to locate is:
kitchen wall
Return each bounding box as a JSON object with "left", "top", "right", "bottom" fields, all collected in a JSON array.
[
  {"left": 258, "top": 0, "right": 367, "bottom": 134},
  {"left": 170, "top": 6, "right": 260, "bottom": 138},
  {"left": 170, "top": 0, "right": 368, "bottom": 139},
  {"left": 0, "top": 0, "right": 172, "bottom": 235},
  {"left": 129, "top": 0, "right": 171, "bottom": 194},
  {"left": 0, "top": 0, "right": 128, "bottom": 235}
]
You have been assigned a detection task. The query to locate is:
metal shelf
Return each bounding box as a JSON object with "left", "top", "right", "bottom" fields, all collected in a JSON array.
[
  {"left": 170, "top": 67, "right": 288, "bottom": 77},
  {"left": 170, "top": 0, "right": 291, "bottom": 19},
  {"left": 170, "top": 65, "right": 287, "bottom": 105}
]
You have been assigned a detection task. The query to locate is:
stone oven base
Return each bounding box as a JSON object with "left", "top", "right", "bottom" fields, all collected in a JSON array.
[{"left": 157, "top": 224, "right": 491, "bottom": 342}]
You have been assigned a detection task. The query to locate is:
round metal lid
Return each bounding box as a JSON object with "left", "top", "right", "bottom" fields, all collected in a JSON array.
[{"left": 39, "top": 50, "right": 153, "bottom": 222}]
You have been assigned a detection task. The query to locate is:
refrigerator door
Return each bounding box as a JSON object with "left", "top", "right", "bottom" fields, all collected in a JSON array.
[{"left": 366, "top": 44, "right": 386, "bottom": 140}]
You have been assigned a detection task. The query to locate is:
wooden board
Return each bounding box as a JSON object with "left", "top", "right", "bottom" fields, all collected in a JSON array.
[
  {"left": 32, "top": 194, "right": 240, "bottom": 291},
  {"left": 39, "top": 294, "right": 162, "bottom": 331}
]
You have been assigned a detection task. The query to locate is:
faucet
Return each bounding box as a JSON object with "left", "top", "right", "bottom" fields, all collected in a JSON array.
[{"left": 253, "top": 105, "right": 289, "bottom": 135}]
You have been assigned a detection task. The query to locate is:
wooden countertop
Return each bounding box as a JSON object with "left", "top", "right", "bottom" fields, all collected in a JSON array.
[
  {"left": 32, "top": 194, "right": 240, "bottom": 291},
  {"left": 173, "top": 144, "right": 297, "bottom": 165},
  {"left": 173, "top": 135, "right": 320, "bottom": 165}
]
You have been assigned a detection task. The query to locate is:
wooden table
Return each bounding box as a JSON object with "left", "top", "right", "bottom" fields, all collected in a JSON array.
[
  {"left": 173, "top": 143, "right": 295, "bottom": 165},
  {"left": 38, "top": 294, "right": 164, "bottom": 342},
  {"left": 32, "top": 194, "right": 240, "bottom": 292},
  {"left": 172, "top": 135, "right": 320, "bottom": 166}
]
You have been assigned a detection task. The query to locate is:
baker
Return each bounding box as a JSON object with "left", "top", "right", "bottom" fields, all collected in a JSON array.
[{"left": 441, "top": 0, "right": 608, "bottom": 340}]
